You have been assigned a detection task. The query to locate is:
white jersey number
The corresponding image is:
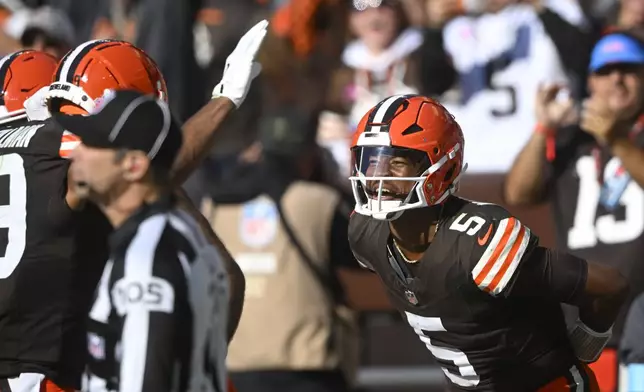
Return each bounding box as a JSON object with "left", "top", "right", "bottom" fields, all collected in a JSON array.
[
  {"left": 406, "top": 312, "right": 480, "bottom": 387},
  {"left": 0, "top": 153, "right": 27, "bottom": 278},
  {"left": 449, "top": 213, "right": 486, "bottom": 236},
  {"left": 567, "top": 156, "right": 644, "bottom": 249}
]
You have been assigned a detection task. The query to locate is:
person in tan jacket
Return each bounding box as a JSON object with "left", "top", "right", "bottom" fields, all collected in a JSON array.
[{"left": 199, "top": 107, "right": 361, "bottom": 392}]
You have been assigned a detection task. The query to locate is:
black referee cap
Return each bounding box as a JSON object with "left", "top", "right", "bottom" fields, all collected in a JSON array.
[{"left": 54, "top": 89, "right": 182, "bottom": 169}]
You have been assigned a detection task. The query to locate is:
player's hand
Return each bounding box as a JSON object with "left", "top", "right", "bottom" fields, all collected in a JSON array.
[
  {"left": 212, "top": 19, "right": 268, "bottom": 108},
  {"left": 580, "top": 96, "right": 631, "bottom": 146},
  {"left": 534, "top": 83, "right": 575, "bottom": 130},
  {"left": 23, "top": 86, "right": 52, "bottom": 121}
]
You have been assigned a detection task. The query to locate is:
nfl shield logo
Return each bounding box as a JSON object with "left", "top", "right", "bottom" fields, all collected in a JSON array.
[
  {"left": 405, "top": 290, "right": 418, "bottom": 305},
  {"left": 239, "top": 198, "right": 278, "bottom": 249}
]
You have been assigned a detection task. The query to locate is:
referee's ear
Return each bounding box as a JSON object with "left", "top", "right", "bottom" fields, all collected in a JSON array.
[{"left": 120, "top": 150, "right": 151, "bottom": 183}]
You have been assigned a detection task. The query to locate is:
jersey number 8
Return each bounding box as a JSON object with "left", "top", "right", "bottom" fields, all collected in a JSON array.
[{"left": 0, "top": 153, "right": 27, "bottom": 278}]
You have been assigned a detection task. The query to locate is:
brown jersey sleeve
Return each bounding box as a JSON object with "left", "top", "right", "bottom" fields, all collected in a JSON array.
[
  {"left": 504, "top": 247, "right": 588, "bottom": 304},
  {"left": 465, "top": 216, "right": 539, "bottom": 296},
  {"left": 464, "top": 214, "right": 586, "bottom": 301}
]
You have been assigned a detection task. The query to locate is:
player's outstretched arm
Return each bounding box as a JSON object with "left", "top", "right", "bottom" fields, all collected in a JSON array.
[
  {"left": 503, "top": 83, "right": 574, "bottom": 206},
  {"left": 466, "top": 213, "right": 627, "bottom": 363},
  {"left": 576, "top": 261, "right": 629, "bottom": 332},
  {"left": 171, "top": 20, "right": 268, "bottom": 185},
  {"left": 506, "top": 246, "right": 628, "bottom": 362}
]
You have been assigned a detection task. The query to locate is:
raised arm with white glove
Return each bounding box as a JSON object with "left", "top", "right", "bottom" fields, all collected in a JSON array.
[
  {"left": 211, "top": 19, "right": 267, "bottom": 108},
  {"left": 171, "top": 19, "right": 268, "bottom": 184},
  {"left": 23, "top": 20, "right": 268, "bottom": 184}
]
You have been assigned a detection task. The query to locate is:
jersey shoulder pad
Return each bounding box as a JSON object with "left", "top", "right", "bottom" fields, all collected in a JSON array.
[
  {"left": 446, "top": 201, "right": 538, "bottom": 296},
  {"left": 59, "top": 130, "right": 80, "bottom": 158},
  {"left": 0, "top": 118, "right": 79, "bottom": 158},
  {"left": 0, "top": 119, "right": 48, "bottom": 153},
  {"left": 35, "top": 118, "right": 79, "bottom": 158},
  {"left": 46, "top": 117, "right": 80, "bottom": 159}
]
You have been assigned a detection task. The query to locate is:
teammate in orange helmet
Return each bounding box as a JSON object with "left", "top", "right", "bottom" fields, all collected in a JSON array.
[
  {"left": 0, "top": 21, "right": 267, "bottom": 392},
  {"left": 348, "top": 94, "right": 627, "bottom": 391},
  {"left": 44, "top": 39, "right": 167, "bottom": 116},
  {"left": 0, "top": 49, "right": 57, "bottom": 124}
]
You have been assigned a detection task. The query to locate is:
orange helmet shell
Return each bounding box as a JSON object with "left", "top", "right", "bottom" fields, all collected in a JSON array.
[
  {"left": 48, "top": 39, "right": 167, "bottom": 113},
  {"left": 0, "top": 50, "right": 57, "bottom": 113}
]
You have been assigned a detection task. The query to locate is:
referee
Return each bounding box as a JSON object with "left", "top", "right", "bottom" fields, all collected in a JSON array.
[{"left": 55, "top": 90, "right": 230, "bottom": 392}]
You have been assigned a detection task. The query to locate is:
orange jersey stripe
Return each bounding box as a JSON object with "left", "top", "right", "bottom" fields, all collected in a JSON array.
[
  {"left": 474, "top": 217, "right": 516, "bottom": 286},
  {"left": 59, "top": 131, "right": 80, "bottom": 158},
  {"left": 486, "top": 224, "right": 527, "bottom": 293}
]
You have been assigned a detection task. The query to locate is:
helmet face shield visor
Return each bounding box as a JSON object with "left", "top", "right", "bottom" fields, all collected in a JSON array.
[{"left": 349, "top": 145, "right": 431, "bottom": 220}]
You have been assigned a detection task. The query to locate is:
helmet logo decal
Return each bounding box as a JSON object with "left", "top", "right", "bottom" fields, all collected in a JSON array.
[{"left": 401, "top": 123, "right": 423, "bottom": 136}]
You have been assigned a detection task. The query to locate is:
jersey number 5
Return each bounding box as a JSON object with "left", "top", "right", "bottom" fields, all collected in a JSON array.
[
  {"left": 406, "top": 312, "right": 480, "bottom": 387},
  {"left": 449, "top": 213, "right": 486, "bottom": 236},
  {"left": 0, "top": 153, "right": 27, "bottom": 279}
]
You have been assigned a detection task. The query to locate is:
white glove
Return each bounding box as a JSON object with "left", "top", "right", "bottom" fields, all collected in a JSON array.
[
  {"left": 212, "top": 19, "right": 268, "bottom": 108},
  {"left": 23, "top": 86, "right": 52, "bottom": 121}
]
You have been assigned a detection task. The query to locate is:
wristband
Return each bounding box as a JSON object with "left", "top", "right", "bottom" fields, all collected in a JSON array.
[
  {"left": 568, "top": 319, "right": 612, "bottom": 363},
  {"left": 535, "top": 123, "right": 556, "bottom": 162}
]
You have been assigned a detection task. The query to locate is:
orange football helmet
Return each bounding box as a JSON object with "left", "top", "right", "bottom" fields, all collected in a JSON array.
[
  {"left": 349, "top": 94, "right": 465, "bottom": 220},
  {"left": 45, "top": 39, "right": 167, "bottom": 114},
  {"left": 0, "top": 49, "right": 57, "bottom": 124}
]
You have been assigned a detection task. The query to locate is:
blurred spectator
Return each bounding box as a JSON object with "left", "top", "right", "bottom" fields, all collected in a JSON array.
[
  {"left": 321, "top": 0, "right": 424, "bottom": 177},
  {"left": 70, "top": 0, "right": 204, "bottom": 120},
  {"left": 1, "top": 4, "right": 75, "bottom": 57},
  {"left": 182, "top": 79, "right": 264, "bottom": 196},
  {"left": 130, "top": 0, "right": 203, "bottom": 121},
  {"left": 13, "top": 6, "right": 72, "bottom": 58},
  {"left": 433, "top": 0, "right": 575, "bottom": 173},
  {"left": 620, "top": 292, "right": 644, "bottom": 392},
  {"left": 194, "top": 0, "right": 271, "bottom": 101},
  {"left": 259, "top": 0, "right": 348, "bottom": 110},
  {"left": 534, "top": 0, "right": 602, "bottom": 100},
  {"left": 0, "top": 0, "right": 109, "bottom": 47},
  {"left": 197, "top": 108, "right": 359, "bottom": 392},
  {"left": 504, "top": 30, "right": 644, "bottom": 391},
  {"left": 604, "top": 0, "right": 644, "bottom": 30}
]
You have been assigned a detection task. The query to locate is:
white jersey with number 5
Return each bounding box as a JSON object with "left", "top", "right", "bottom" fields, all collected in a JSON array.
[{"left": 442, "top": 4, "right": 569, "bottom": 173}]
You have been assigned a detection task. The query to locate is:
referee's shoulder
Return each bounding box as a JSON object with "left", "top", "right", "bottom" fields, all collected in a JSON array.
[
  {"left": 165, "top": 207, "right": 209, "bottom": 250},
  {"left": 129, "top": 212, "right": 194, "bottom": 274}
]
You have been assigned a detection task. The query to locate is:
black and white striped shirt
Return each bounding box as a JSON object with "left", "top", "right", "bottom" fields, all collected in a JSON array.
[{"left": 85, "top": 196, "right": 229, "bottom": 392}]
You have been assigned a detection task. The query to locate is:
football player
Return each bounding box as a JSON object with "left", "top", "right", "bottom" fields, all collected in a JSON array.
[
  {"left": 0, "top": 49, "right": 57, "bottom": 124},
  {"left": 0, "top": 21, "right": 266, "bottom": 392},
  {"left": 348, "top": 94, "right": 629, "bottom": 391}
]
